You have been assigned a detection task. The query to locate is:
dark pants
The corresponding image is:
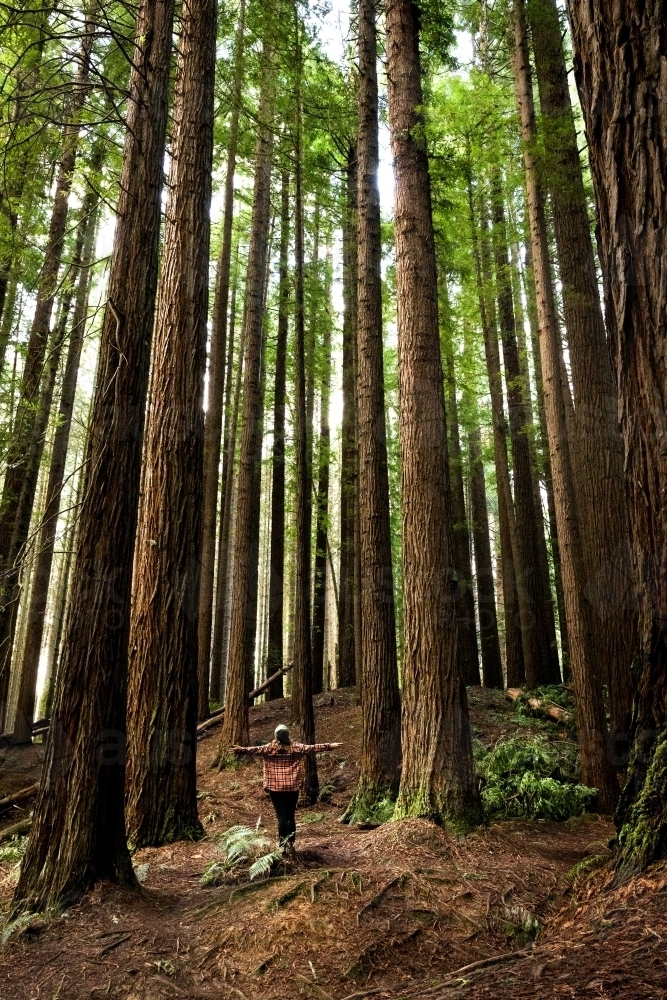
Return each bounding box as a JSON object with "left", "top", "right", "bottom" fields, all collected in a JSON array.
[{"left": 269, "top": 790, "right": 299, "bottom": 846}]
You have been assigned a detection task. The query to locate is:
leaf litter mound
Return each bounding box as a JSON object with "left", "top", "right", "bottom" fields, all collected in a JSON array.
[{"left": 0, "top": 688, "right": 664, "bottom": 999}]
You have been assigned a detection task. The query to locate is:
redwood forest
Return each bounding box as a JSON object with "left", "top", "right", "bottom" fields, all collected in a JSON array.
[{"left": 0, "top": 0, "right": 665, "bottom": 997}]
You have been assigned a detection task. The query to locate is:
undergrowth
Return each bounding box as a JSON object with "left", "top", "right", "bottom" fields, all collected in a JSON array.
[
  {"left": 475, "top": 735, "right": 596, "bottom": 821},
  {"left": 200, "top": 821, "right": 282, "bottom": 887}
]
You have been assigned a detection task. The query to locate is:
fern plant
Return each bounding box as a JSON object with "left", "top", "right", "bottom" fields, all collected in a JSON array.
[
  {"left": 475, "top": 735, "right": 597, "bottom": 821},
  {"left": 200, "top": 820, "right": 282, "bottom": 886}
]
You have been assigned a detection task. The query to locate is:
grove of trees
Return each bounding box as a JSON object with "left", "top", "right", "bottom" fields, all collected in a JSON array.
[{"left": 0, "top": 0, "right": 663, "bottom": 916}]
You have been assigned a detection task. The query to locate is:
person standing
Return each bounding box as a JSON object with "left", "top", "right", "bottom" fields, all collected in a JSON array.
[{"left": 232, "top": 724, "right": 341, "bottom": 851}]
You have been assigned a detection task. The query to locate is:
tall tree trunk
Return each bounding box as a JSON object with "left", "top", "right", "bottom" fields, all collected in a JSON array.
[
  {"left": 12, "top": 175, "right": 101, "bottom": 745},
  {"left": 211, "top": 286, "right": 243, "bottom": 703},
  {"left": 444, "top": 343, "right": 480, "bottom": 686},
  {"left": 292, "top": 18, "right": 318, "bottom": 802},
  {"left": 11, "top": 0, "right": 175, "bottom": 917},
  {"left": 522, "top": 239, "right": 570, "bottom": 672},
  {"left": 3, "top": 295, "right": 71, "bottom": 733},
  {"left": 197, "top": 0, "right": 246, "bottom": 720},
  {"left": 305, "top": 203, "right": 319, "bottom": 545},
  {"left": 347, "top": 0, "right": 401, "bottom": 819},
  {"left": 266, "top": 171, "right": 289, "bottom": 701},
  {"left": 386, "top": 0, "right": 481, "bottom": 827},
  {"left": 468, "top": 425, "right": 504, "bottom": 689},
  {"left": 217, "top": 42, "right": 276, "bottom": 762},
  {"left": 338, "top": 146, "right": 358, "bottom": 690},
  {"left": 311, "top": 257, "right": 331, "bottom": 696},
  {"left": 38, "top": 484, "right": 79, "bottom": 722},
  {"left": 468, "top": 176, "right": 524, "bottom": 686},
  {"left": 510, "top": 0, "right": 618, "bottom": 810},
  {"left": 565, "top": 0, "right": 667, "bottom": 871},
  {"left": 528, "top": 0, "right": 634, "bottom": 748},
  {"left": 0, "top": 17, "right": 95, "bottom": 728},
  {"left": 125, "top": 0, "right": 215, "bottom": 846},
  {"left": 492, "top": 178, "right": 560, "bottom": 686}
]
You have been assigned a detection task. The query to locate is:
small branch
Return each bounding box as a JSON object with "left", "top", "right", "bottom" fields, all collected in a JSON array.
[{"left": 196, "top": 663, "right": 295, "bottom": 736}]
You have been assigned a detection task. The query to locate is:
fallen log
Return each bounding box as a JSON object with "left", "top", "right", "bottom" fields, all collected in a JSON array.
[
  {"left": 506, "top": 687, "right": 571, "bottom": 725},
  {"left": 0, "top": 783, "right": 39, "bottom": 814},
  {"left": 196, "top": 663, "right": 294, "bottom": 737},
  {"left": 0, "top": 817, "right": 32, "bottom": 843}
]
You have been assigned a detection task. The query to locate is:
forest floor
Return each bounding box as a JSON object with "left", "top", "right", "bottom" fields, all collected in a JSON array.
[{"left": 0, "top": 688, "right": 666, "bottom": 999}]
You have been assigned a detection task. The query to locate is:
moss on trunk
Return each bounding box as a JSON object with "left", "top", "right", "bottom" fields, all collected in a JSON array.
[{"left": 616, "top": 729, "right": 667, "bottom": 880}]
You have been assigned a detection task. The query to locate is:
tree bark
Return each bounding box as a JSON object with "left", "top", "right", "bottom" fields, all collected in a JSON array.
[
  {"left": 125, "top": 0, "right": 216, "bottom": 846},
  {"left": 0, "top": 17, "right": 95, "bottom": 728},
  {"left": 386, "top": 0, "right": 481, "bottom": 827},
  {"left": 444, "top": 343, "right": 480, "bottom": 687},
  {"left": 510, "top": 0, "right": 618, "bottom": 811},
  {"left": 468, "top": 426, "right": 504, "bottom": 689},
  {"left": 347, "top": 0, "right": 401, "bottom": 819},
  {"left": 197, "top": 0, "right": 246, "bottom": 720},
  {"left": 564, "top": 0, "right": 667, "bottom": 870},
  {"left": 528, "top": 0, "right": 635, "bottom": 748},
  {"left": 491, "top": 178, "right": 560, "bottom": 687},
  {"left": 11, "top": 0, "right": 175, "bottom": 917},
  {"left": 522, "top": 239, "right": 570, "bottom": 672},
  {"left": 468, "top": 178, "right": 524, "bottom": 687},
  {"left": 211, "top": 284, "right": 243, "bottom": 703},
  {"left": 12, "top": 175, "right": 101, "bottom": 745},
  {"left": 338, "top": 146, "right": 358, "bottom": 690},
  {"left": 292, "top": 19, "right": 318, "bottom": 802},
  {"left": 311, "top": 257, "right": 331, "bottom": 696},
  {"left": 266, "top": 171, "right": 289, "bottom": 701},
  {"left": 217, "top": 42, "right": 275, "bottom": 763}
]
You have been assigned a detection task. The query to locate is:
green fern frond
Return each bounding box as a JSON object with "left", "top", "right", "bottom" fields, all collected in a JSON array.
[
  {"left": 217, "top": 824, "right": 271, "bottom": 866},
  {"left": 248, "top": 851, "right": 281, "bottom": 881}
]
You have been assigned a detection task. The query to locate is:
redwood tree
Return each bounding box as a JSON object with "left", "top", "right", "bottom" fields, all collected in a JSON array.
[
  {"left": 125, "top": 0, "right": 216, "bottom": 846},
  {"left": 12, "top": 172, "right": 102, "bottom": 744},
  {"left": 469, "top": 425, "right": 504, "bottom": 689},
  {"left": 469, "top": 180, "right": 524, "bottom": 687},
  {"left": 387, "top": 0, "right": 481, "bottom": 827},
  {"left": 492, "top": 178, "right": 560, "bottom": 687},
  {"left": 311, "top": 252, "right": 332, "bottom": 696},
  {"left": 444, "top": 342, "right": 481, "bottom": 687},
  {"left": 197, "top": 0, "right": 246, "bottom": 719},
  {"left": 347, "top": 0, "right": 401, "bottom": 821},
  {"left": 12, "top": 0, "right": 175, "bottom": 915},
  {"left": 217, "top": 41, "right": 276, "bottom": 763},
  {"left": 510, "top": 0, "right": 618, "bottom": 811},
  {"left": 565, "top": 0, "right": 667, "bottom": 871},
  {"left": 291, "top": 16, "right": 318, "bottom": 801},
  {"left": 338, "top": 145, "right": 358, "bottom": 690},
  {"left": 528, "top": 0, "right": 635, "bottom": 746},
  {"left": 266, "top": 170, "right": 289, "bottom": 701},
  {"left": 210, "top": 283, "right": 243, "bottom": 703}
]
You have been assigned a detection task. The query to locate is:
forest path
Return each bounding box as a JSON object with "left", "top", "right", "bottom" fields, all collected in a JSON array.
[{"left": 0, "top": 689, "right": 663, "bottom": 999}]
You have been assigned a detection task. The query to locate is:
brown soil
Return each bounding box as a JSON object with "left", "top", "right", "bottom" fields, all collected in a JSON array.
[{"left": 0, "top": 688, "right": 664, "bottom": 999}]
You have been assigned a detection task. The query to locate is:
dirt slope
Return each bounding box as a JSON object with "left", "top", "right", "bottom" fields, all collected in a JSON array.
[{"left": 0, "top": 689, "right": 664, "bottom": 999}]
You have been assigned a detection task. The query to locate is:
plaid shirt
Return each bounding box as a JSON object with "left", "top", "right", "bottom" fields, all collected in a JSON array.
[{"left": 242, "top": 741, "right": 334, "bottom": 792}]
